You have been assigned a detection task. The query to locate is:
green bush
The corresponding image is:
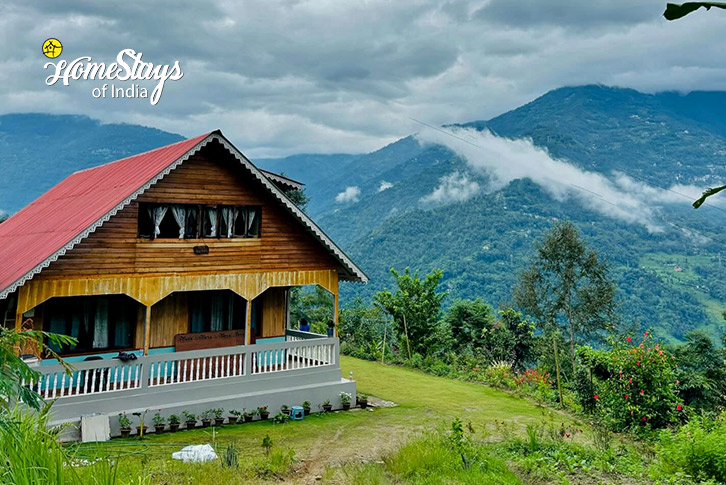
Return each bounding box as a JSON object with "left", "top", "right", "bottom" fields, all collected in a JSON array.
[
  {"left": 579, "top": 332, "right": 681, "bottom": 432},
  {"left": 656, "top": 412, "right": 726, "bottom": 482}
]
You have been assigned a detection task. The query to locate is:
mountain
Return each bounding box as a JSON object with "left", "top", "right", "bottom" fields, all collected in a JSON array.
[
  {"left": 266, "top": 85, "right": 726, "bottom": 342},
  {"left": 3, "top": 85, "right": 726, "bottom": 342},
  {"left": 0, "top": 114, "right": 184, "bottom": 213}
]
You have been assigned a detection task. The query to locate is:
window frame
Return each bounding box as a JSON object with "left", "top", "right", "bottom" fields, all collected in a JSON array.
[{"left": 138, "top": 202, "right": 262, "bottom": 240}]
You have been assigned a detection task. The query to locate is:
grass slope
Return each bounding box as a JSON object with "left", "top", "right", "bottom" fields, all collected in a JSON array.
[{"left": 72, "top": 357, "right": 574, "bottom": 484}]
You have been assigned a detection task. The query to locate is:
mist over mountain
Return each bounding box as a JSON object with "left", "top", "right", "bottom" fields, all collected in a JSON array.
[{"left": 3, "top": 85, "right": 726, "bottom": 342}]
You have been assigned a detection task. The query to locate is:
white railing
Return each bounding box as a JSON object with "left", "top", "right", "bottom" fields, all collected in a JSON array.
[
  {"left": 25, "top": 359, "right": 143, "bottom": 400},
  {"left": 147, "top": 346, "right": 247, "bottom": 388},
  {"left": 26, "top": 337, "right": 338, "bottom": 400}
]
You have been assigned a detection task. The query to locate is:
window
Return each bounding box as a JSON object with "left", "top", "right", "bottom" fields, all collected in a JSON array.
[
  {"left": 45, "top": 296, "right": 135, "bottom": 355},
  {"left": 139, "top": 203, "right": 261, "bottom": 239},
  {"left": 189, "top": 290, "right": 246, "bottom": 333}
]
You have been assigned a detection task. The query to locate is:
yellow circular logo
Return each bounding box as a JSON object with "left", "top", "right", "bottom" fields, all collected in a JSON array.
[{"left": 42, "top": 38, "right": 62, "bottom": 59}]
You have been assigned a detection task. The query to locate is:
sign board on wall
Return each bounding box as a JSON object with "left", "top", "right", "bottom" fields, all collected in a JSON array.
[{"left": 174, "top": 330, "right": 244, "bottom": 352}]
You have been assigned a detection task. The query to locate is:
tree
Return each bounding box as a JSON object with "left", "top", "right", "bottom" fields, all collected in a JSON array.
[
  {"left": 0, "top": 326, "right": 74, "bottom": 411},
  {"left": 284, "top": 188, "right": 310, "bottom": 211},
  {"left": 498, "top": 307, "right": 536, "bottom": 370},
  {"left": 514, "top": 221, "right": 616, "bottom": 377},
  {"left": 443, "top": 298, "right": 496, "bottom": 352},
  {"left": 374, "top": 267, "right": 447, "bottom": 357},
  {"left": 663, "top": 2, "right": 726, "bottom": 20}
]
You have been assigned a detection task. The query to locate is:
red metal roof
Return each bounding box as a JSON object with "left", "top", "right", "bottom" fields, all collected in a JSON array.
[{"left": 0, "top": 133, "right": 211, "bottom": 297}]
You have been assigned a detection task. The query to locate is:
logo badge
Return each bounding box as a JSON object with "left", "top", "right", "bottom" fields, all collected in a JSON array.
[{"left": 42, "top": 38, "right": 62, "bottom": 59}]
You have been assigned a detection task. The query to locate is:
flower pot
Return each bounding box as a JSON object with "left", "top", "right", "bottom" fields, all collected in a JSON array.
[
  {"left": 303, "top": 407, "right": 311, "bottom": 416},
  {"left": 201, "top": 419, "right": 212, "bottom": 428},
  {"left": 244, "top": 415, "right": 253, "bottom": 423},
  {"left": 136, "top": 425, "right": 148, "bottom": 436},
  {"left": 359, "top": 399, "right": 368, "bottom": 409},
  {"left": 119, "top": 428, "right": 131, "bottom": 438},
  {"left": 322, "top": 404, "right": 332, "bottom": 412},
  {"left": 169, "top": 423, "right": 180, "bottom": 432},
  {"left": 260, "top": 412, "right": 270, "bottom": 420},
  {"left": 228, "top": 416, "right": 238, "bottom": 425},
  {"left": 214, "top": 418, "right": 225, "bottom": 427},
  {"left": 186, "top": 420, "right": 197, "bottom": 430},
  {"left": 154, "top": 424, "right": 165, "bottom": 434},
  {"left": 342, "top": 403, "right": 351, "bottom": 411}
]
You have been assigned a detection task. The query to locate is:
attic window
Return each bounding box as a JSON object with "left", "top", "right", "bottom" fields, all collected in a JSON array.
[{"left": 139, "top": 203, "right": 261, "bottom": 239}]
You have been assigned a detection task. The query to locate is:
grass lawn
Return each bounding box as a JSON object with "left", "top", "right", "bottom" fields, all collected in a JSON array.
[{"left": 71, "top": 357, "right": 583, "bottom": 484}]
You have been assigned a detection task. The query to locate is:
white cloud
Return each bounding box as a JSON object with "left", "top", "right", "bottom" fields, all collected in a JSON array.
[
  {"left": 416, "top": 127, "right": 716, "bottom": 231},
  {"left": 335, "top": 186, "right": 361, "bottom": 203},
  {"left": 1, "top": 1, "right": 725, "bottom": 155},
  {"left": 421, "top": 171, "right": 480, "bottom": 205},
  {"left": 378, "top": 181, "right": 394, "bottom": 192}
]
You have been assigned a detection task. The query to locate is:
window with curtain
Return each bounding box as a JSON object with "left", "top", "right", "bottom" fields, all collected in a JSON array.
[
  {"left": 139, "top": 203, "right": 261, "bottom": 239},
  {"left": 45, "top": 295, "right": 136, "bottom": 355},
  {"left": 188, "top": 290, "right": 245, "bottom": 333}
]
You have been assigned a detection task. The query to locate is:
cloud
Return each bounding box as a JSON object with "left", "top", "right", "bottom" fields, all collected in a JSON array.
[
  {"left": 421, "top": 171, "right": 481, "bottom": 205},
  {"left": 335, "top": 186, "right": 361, "bottom": 203},
  {"left": 378, "top": 181, "right": 394, "bottom": 192},
  {"left": 1, "top": 1, "right": 725, "bottom": 156},
  {"left": 416, "top": 127, "right": 716, "bottom": 231}
]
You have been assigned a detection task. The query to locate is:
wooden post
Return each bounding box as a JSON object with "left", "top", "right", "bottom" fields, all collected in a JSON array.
[
  {"left": 244, "top": 299, "right": 252, "bottom": 346},
  {"left": 143, "top": 305, "right": 151, "bottom": 356}
]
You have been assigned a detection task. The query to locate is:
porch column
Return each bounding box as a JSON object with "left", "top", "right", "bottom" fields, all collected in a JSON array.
[
  {"left": 244, "top": 300, "right": 252, "bottom": 345},
  {"left": 143, "top": 304, "right": 151, "bottom": 355},
  {"left": 334, "top": 292, "right": 339, "bottom": 337}
]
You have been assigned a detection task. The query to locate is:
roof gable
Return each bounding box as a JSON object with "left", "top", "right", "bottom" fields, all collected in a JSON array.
[{"left": 0, "top": 131, "right": 366, "bottom": 299}]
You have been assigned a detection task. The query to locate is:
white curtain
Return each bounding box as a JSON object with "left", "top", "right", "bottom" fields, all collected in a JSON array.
[
  {"left": 221, "top": 207, "right": 239, "bottom": 238},
  {"left": 147, "top": 206, "right": 168, "bottom": 238},
  {"left": 247, "top": 208, "right": 258, "bottom": 235},
  {"left": 171, "top": 205, "right": 186, "bottom": 239},
  {"left": 93, "top": 297, "right": 109, "bottom": 349},
  {"left": 210, "top": 293, "right": 224, "bottom": 331},
  {"left": 207, "top": 208, "right": 217, "bottom": 237}
]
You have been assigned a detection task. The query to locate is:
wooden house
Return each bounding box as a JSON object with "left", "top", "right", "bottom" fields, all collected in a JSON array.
[{"left": 0, "top": 131, "right": 366, "bottom": 439}]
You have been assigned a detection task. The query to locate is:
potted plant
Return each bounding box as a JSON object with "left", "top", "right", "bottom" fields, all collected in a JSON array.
[
  {"left": 321, "top": 399, "right": 332, "bottom": 412},
  {"left": 133, "top": 410, "right": 148, "bottom": 436},
  {"left": 243, "top": 409, "right": 254, "bottom": 423},
  {"left": 340, "top": 392, "right": 352, "bottom": 411},
  {"left": 357, "top": 394, "right": 369, "bottom": 409},
  {"left": 118, "top": 412, "right": 132, "bottom": 438},
  {"left": 302, "top": 400, "right": 312, "bottom": 416},
  {"left": 213, "top": 408, "right": 225, "bottom": 427},
  {"left": 183, "top": 410, "right": 197, "bottom": 430},
  {"left": 272, "top": 411, "right": 290, "bottom": 424},
  {"left": 280, "top": 404, "right": 291, "bottom": 416},
  {"left": 168, "top": 414, "right": 181, "bottom": 432},
  {"left": 228, "top": 409, "right": 241, "bottom": 425},
  {"left": 200, "top": 410, "right": 214, "bottom": 428},
  {"left": 152, "top": 412, "right": 166, "bottom": 434},
  {"left": 258, "top": 406, "right": 270, "bottom": 420}
]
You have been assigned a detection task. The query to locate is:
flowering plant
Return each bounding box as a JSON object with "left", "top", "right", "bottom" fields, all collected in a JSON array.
[
  {"left": 340, "top": 392, "right": 352, "bottom": 404},
  {"left": 579, "top": 331, "right": 681, "bottom": 432},
  {"left": 118, "top": 412, "right": 131, "bottom": 429},
  {"left": 152, "top": 412, "right": 165, "bottom": 426}
]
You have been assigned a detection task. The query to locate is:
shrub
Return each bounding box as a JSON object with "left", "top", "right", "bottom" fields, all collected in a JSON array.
[
  {"left": 579, "top": 332, "right": 681, "bottom": 432},
  {"left": 657, "top": 412, "right": 726, "bottom": 482},
  {"left": 484, "top": 361, "right": 515, "bottom": 389}
]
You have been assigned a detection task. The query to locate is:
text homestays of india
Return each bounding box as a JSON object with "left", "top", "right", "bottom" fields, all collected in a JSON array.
[{"left": 44, "top": 49, "right": 184, "bottom": 105}]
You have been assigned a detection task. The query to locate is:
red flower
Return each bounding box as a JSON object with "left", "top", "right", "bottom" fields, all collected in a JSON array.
[
  {"left": 624, "top": 394, "right": 629, "bottom": 399},
  {"left": 676, "top": 380, "right": 680, "bottom": 385},
  {"left": 640, "top": 389, "right": 644, "bottom": 395},
  {"left": 642, "top": 416, "right": 647, "bottom": 421},
  {"left": 677, "top": 404, "right": 682, "bottom": 411},
  {"left": 594, "top": 395, "right": 599, "bottom": 400},
  {"left": 565, "top": 433, "right": 571, "bottom": 438},
  {"left": 626, "top": 337, "right": 632, "bottom": 342},
  {"left": 644, "top": 332, "right": 648, "bottom": 337},
  {"left": 629, "top": 378, "right": 633, "bottom": 383},
  {"left": 636, "top": 361, "right": 640, "bottom": 366}
]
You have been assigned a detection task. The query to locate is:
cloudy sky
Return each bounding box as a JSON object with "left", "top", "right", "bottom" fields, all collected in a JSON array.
[{"left": 1, "top": 0, "right": 724, "bottom": 157}]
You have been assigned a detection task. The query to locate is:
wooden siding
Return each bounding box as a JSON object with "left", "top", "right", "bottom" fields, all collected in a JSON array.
[
  {"left": 38, "top": 147, "right": 339, "bottom": 279},
  {"left": 261, "top": 287, "right": 287, "bottom": 338},
  {"left": 149, "top": 293, "right": 188, "bottom": 348}
]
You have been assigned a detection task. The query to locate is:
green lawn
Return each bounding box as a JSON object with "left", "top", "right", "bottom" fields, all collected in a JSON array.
[{"left": 72, "top": 357, "right": 580, "bottom": 484}]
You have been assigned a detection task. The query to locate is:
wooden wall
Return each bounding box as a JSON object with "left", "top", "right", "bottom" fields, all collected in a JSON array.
[
  {"left": 38, "top": 142, "right": 339, "bottom": 279},
  {"left": 261, "top": 287, "right": 287, "bottom": 338},
  {"left": 149, "top": 293, "right": 188, "bottom": 348}
]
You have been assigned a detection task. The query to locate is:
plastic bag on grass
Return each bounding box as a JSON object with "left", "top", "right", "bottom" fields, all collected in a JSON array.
[{"left": 172, "top": 444, "right": 218, "bottom": 463}]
